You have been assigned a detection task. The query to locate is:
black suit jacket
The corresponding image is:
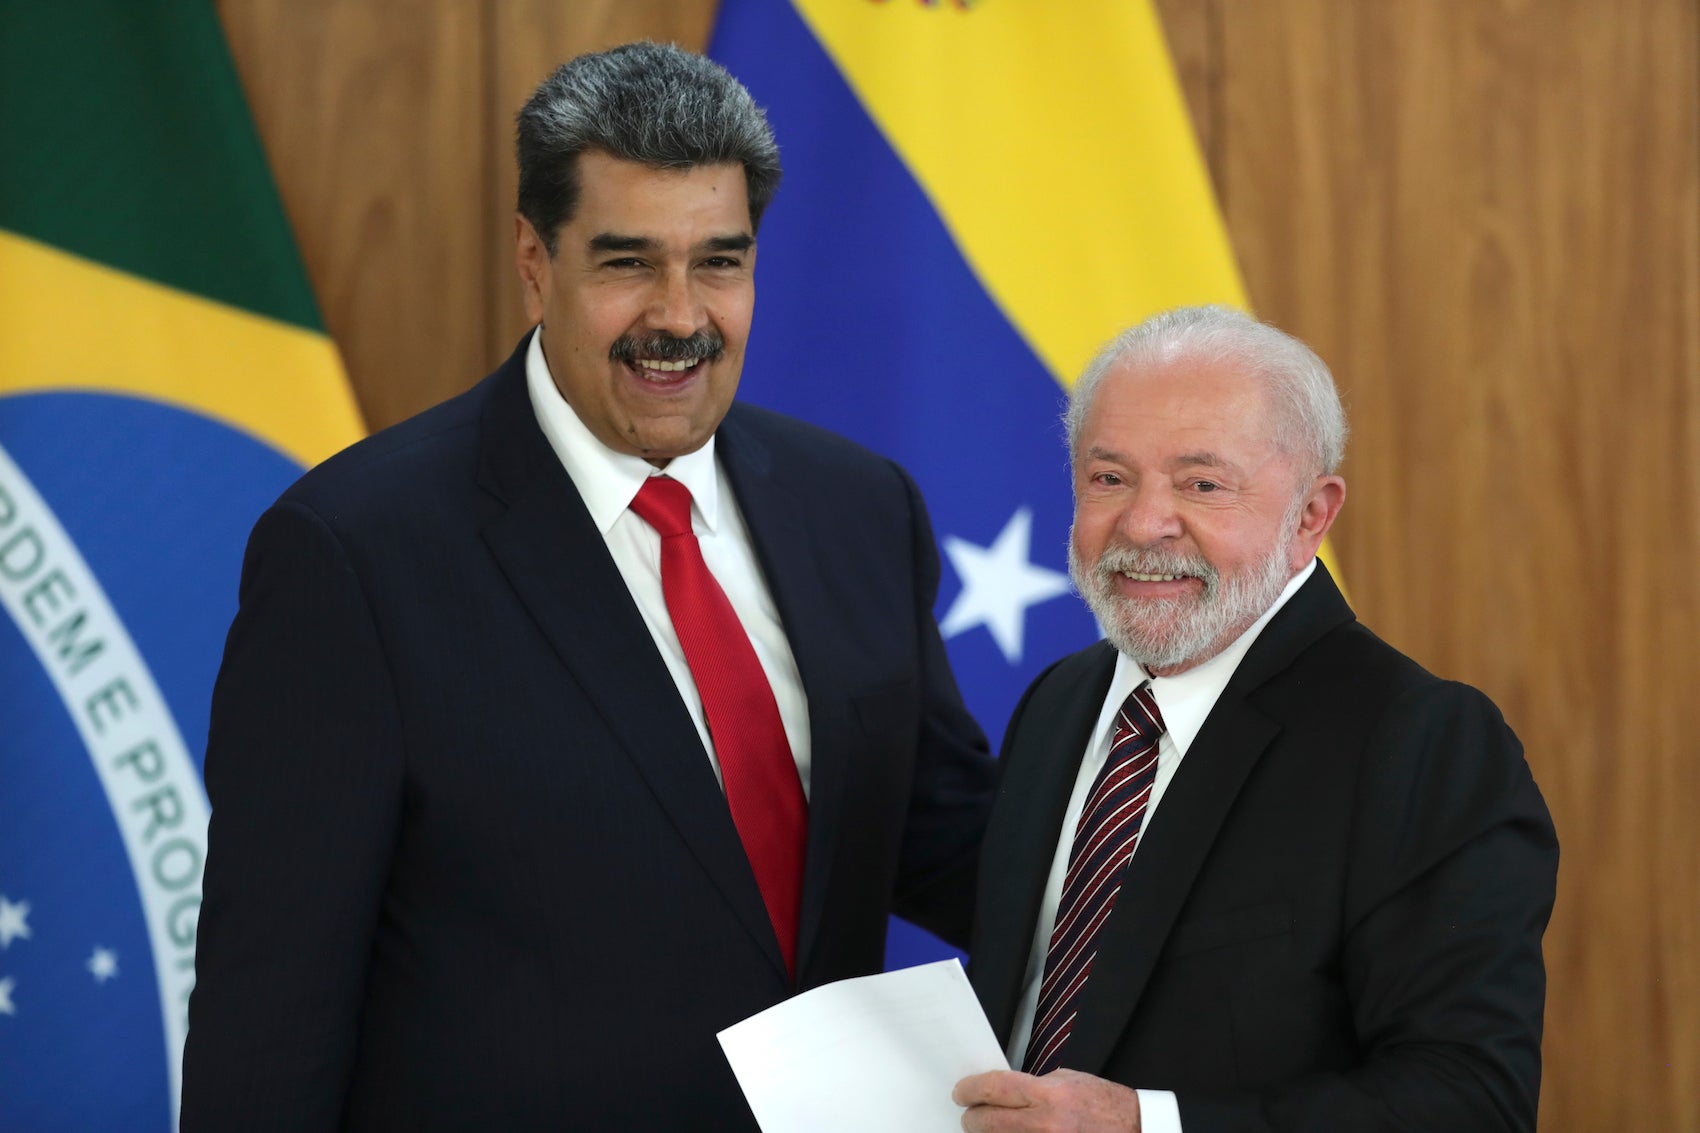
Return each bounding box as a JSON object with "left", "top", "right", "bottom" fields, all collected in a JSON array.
[
  {"left": 182, "top": 337, "right": 994, "bottom": 1132},
  {"left": 971, "top": 565, "right": 1557, "bottom": 1132}
]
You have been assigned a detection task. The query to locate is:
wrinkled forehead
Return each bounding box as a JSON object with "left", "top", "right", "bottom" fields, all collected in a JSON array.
[{"left": 1085, "top": 356, "right": 1283, "bottom": 459}]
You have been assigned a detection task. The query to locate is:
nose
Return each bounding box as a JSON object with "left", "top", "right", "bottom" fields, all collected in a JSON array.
[
  {"left": 1115, "top": 481, "right": 1183, "bottom": 547},
  {"left": 646, "top": 265, "right": 704, "bottom": 338}
]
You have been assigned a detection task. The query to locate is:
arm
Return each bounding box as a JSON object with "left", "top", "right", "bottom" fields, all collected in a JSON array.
[
  {"left": 181, "top": 501, "right": 404, "bottom": 1132},
  {"left": 886, "top": 462, "right": 997, "bottom": 948},
  {"left": 1179, "top": 681, "right": 1557, "bottom": 1132}
]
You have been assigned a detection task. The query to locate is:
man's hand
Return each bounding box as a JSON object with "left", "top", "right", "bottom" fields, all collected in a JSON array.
[{"left": 953, "top": 1069, "right": 1143, "bottom": 1132}]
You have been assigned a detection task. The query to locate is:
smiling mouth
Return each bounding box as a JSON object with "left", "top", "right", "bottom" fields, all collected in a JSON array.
[
  {"left": 1120, "top": 571, "right": 1189, "bottom": 583},
  {"left": 610, "top": 330, "right": 723, "bottom": 385},
  {"left": 623, "top": 355, "right": 707, "bottom": 386},
  {"left": 632, "top": 357, "right": 699, "bottom": 373},
  {"left": 625, "top": 355, "right": 703, "bottom": 381}
]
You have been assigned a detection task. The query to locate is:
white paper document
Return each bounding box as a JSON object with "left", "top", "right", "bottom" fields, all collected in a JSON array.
[{"left": 717, "top": 958, "right": 1009, "bottom": 1133}]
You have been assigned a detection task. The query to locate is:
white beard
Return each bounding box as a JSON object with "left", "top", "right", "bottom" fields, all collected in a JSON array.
[{"left": 1068, "top": 503, "right": 1300, "bottom": 672}]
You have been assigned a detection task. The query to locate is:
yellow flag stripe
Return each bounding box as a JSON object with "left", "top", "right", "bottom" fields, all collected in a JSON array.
[
  {"left": 0, "top": 230, "right": 363, "bottom": 469},
  {"left": 790, "top": 0, "right": 1247, "bottom": 390}
]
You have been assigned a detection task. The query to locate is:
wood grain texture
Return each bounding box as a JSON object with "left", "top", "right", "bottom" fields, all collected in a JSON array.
[
  {"left": 484, "top": 0, "right": 720, "bottom": 370},
  {"left": 218, "top": 0, "right": 487, "bottom": 430},
  {"left": 1153, "top": 0, "right": 1221, "bottom": 188},
  {"left": 1216, "top": 1, "right": 1700, "bottom": 1128}
]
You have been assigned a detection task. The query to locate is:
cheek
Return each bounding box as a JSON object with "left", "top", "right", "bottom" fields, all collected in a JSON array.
[
  {"left": 712, "top": 291, "right": 756, "bottom": 342},
  {"left": 567, "top": 290, "right": 642, "bottom": 348},
  {"left": 1071, "top": 504, "right": 1116, "bottom": 557},
  {"left": 1198, "top": 524, "right": 1272, "bottom": 574}
]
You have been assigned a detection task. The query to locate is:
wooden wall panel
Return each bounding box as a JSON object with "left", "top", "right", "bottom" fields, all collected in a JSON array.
[
  {"left": 1154, "top": 0, "right": 1221, "bottom": 187},
  {"left": 1214, "top": 1, "right": 1700, "bottom": 1128},
  {"left": 218, "top": 0, "right": 487, "bottom": 430}
]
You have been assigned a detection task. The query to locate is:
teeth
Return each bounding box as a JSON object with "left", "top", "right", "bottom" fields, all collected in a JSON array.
[
  {"left": 1123, "top": 572, "right": 1183, "bottom": 582},
  {"left": 634, "top": 358, "right": 698, "bottom": 373}
]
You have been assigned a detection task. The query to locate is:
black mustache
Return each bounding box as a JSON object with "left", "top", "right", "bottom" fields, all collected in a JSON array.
[{"left": 609, "top": 329, "right": 724, "bottom": 364}]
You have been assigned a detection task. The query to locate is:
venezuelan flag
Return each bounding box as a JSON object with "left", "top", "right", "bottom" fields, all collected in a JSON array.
[
  {"left": 0, "top": 3, "right": 362, "bottom": 1128},
  {"left": 710, "top": 0, "right": 1321, "bottom": 966}
]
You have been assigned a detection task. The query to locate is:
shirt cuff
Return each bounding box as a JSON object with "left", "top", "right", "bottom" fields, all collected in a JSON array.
[{"left": 1136, "top": 1088, "right": 1182, "bottom": 1133}]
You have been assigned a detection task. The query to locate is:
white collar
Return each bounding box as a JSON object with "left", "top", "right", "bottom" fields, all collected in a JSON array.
[{"left": 524, "top": 327, "right": 721, "bottom": 534}]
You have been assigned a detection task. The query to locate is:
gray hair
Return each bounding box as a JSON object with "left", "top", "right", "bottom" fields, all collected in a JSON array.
[
  {"left": 1064, "top": 305, "right": 1348, "bottom": 477},
  {"left": 516, "top": 42, "right": 782, "bottom": 255}
]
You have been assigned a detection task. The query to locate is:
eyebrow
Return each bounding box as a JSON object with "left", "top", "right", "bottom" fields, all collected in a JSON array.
[
  {"left": 1174, "top": 452, "right": 1232, "bottom": 470},
  {"left": 1084, "top": 446, "right": 1243, "bottom": 474},
  {"left": 704, "top": 234, "right": 754, "bottom": 253},
  {"left": 587, "top": 233, "right": 655, "bottom": 254},
  {"left": 586, "top": 233, "right": 754, "bottom": 255}
]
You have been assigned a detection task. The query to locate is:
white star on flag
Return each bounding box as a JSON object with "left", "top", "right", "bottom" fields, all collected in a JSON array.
[
  {"left": 0, "top": 897, "right": 30, "bottom": 950},
  {"left": 0, "top": 975, "right": 15, "bottom": 1016},
  {"left": 87, "top": 947, "right": 119, "bottom": 984},
  {"left": 939, "top": 506, "right": 1072, "bottom": 664}
]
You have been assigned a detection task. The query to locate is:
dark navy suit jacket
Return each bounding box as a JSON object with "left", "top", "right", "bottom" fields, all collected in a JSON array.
[
  {"left": 182, "top": 337, "right": 994, "bottom": 1131},
  {"left": 971, "top": 565, "right": 1558, "bottom": 1132}
]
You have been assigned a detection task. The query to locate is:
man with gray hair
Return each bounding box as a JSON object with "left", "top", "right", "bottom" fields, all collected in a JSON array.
[
  {"left": 182, "top": 43, "right": 994, "bottom": 1132},
  {"left": 954, "top": 307, "right": 1556, "bottom": 1132}
]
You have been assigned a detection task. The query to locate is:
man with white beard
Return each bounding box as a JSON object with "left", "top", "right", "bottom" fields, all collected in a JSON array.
[{"left": 954, "top": 306, "right": 1557, "bottom": 1133}]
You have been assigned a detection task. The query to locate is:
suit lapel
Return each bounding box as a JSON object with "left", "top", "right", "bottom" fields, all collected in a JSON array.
[
  {"left": 1055, "top": 566, "right": 1358, "bottom": 1073},
  {"left": 475, "top": 346, "right": 786, "bottom": 978},
  {"left": 714, "top": 409, "right": 850, "bottom": 981},
  {"left": 972, "top": 645, "right": 1118, "bottom": 1045}
]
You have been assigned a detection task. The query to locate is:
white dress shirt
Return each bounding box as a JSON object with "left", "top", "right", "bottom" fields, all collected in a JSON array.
[
  {"left": 524, "top": 330, "right": 812, "bottom": 794},
  {"left": 1005, "top": 559, "right": 1318, "bottom": 1132}
]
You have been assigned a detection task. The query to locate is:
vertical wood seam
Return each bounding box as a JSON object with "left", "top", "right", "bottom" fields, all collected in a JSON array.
[
  {"left": 482, "top": 0, "right": 501, "bottom": 371},
  {"left": 1207, "top": 0, "right": 1227, "bottom": 214}
]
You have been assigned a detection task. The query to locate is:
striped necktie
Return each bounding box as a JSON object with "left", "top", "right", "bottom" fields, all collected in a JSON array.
[{"left": 1023, "top": 681, "right": 1166, "bottom": 1075}]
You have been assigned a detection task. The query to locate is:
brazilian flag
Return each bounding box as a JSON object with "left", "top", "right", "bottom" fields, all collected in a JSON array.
[{"left": 0, "top": 3, "right": 363, "bottom": 1128}]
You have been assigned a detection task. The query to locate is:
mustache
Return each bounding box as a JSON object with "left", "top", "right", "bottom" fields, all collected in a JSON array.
[{"left": 608, "top": 328, "right": 725, "bottom": 364}]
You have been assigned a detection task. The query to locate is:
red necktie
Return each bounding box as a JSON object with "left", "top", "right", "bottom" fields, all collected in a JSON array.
[
  {"left": 629, "top": 475, "right": 807, "bottom": 977},
  {"left": 1024, "top": 682, "right": 1166, "bottom": 1075}
]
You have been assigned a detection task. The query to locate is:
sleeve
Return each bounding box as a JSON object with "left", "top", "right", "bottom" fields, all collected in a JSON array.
[
  {"left": 1140, "top": 1089, "right": 1185, "bottom": 1132},
  {"left": 884, "top": 462, "right": 999, "bottom": 949},
  {"left": 180, "top": 500, "right": 405, "bottom": 1133},
  {"left": 1177, "top": 681, "right": 1559, "bottom": 1133}
]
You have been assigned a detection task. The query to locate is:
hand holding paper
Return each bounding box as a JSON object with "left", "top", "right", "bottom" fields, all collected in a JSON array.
[{"left": 953, "top": 1067, "right": 1146, "bottom": 1133}]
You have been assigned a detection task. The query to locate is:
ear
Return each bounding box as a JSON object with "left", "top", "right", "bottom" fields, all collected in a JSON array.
[
  {"left": 1289, "top": 474, "right": 1346, "bottom": 570},
  {"left": 514, "top": 214, "right": 551, "bottom": 324}
]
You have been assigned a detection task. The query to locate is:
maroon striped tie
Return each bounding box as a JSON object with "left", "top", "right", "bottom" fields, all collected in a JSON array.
[
  {"left": 630, "top": 475, "right": 808, "bottom": 978},
  {"left": 1023, "top": 682, "right": 1165, "bottom": 1075}
]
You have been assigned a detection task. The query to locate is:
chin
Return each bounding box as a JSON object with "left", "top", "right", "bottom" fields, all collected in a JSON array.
[
  {"left": 621, "top": 417, "right": 707, "bottom": 457},
  {"left": 1107, "top": 627, "right": 1195, "bottom": 672}
]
